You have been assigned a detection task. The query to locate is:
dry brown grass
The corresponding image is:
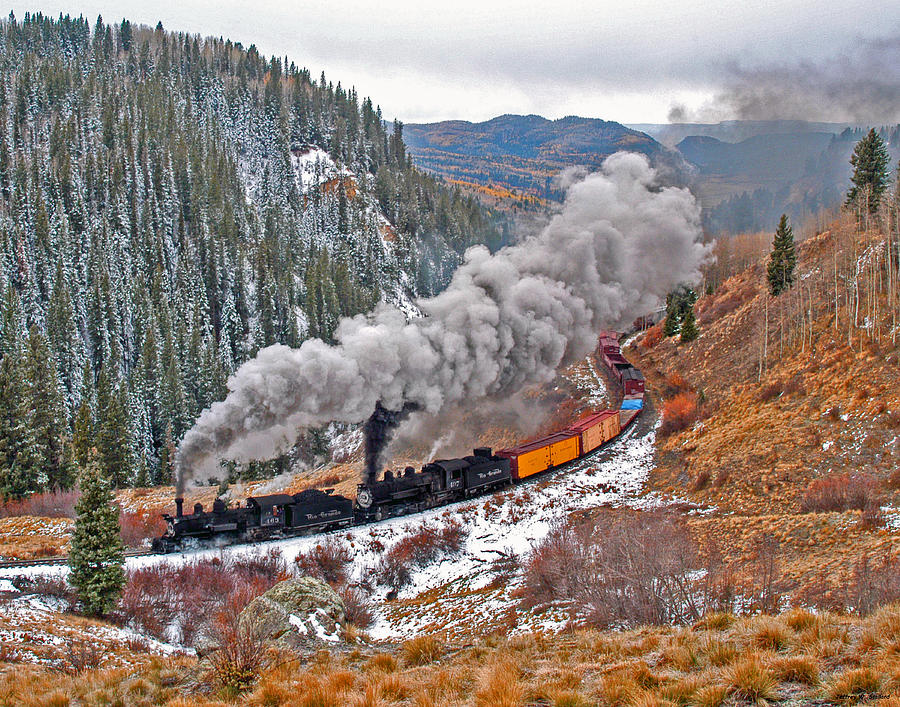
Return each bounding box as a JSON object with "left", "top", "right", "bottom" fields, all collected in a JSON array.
[
  {"left": 3, "top": 603, "right": 899, "bottom": 705},
  {"left": 727, "top": 653, "right": 777, "bottom": 702},
  {"left": 402, "top": 635, "right": 444, "bottom": 666}
]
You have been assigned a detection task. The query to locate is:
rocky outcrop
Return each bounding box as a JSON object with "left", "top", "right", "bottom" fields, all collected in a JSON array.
[{"left": 237, "top": 577, "right": 346, "bottom": 650}]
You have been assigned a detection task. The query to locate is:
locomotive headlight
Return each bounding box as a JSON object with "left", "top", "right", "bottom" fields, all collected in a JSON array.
[{"left": 357, "top": 487, "right": 373, "bottom": 509}]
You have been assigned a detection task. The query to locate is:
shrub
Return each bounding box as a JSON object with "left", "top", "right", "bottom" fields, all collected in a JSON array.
[
  {"left": 205, "top": 585, "right": 269, "bottom": 694},
  {"left": 119, "top": 510, "right": 167, "bottom": 549},
  {"left": 113, "top": 550, "right": 288, "bottom": 646},
  {"left": 640, "top": 325, "right": 663, "bottom": 349},
  {"left": 376, "top": 520, "right": 468, "bottom": 592},
  {"left": 844, "top": 551, "right": 900, "bottom": 616},
  {"left": 521, "top": 511, "right": 707, "bottom": 627},
  {"left": 337, "top": 584, "right": 374, "bottom": 630},
  {"left": 0, "top": 489, "right": 81, "bottom": 518},
  {"left": 12, "top": 574, "right": 77, "bottom": 604},
  {"left": 295, "top": 539, "right": 352, "bottom": 586},
  {"left": 659, "top": 392, "right": 700, "bottom": 438},
  {"left": 64, "top": 642, "right": 103, "bottom": 674},
  {"left": 800, "top": 473, "right": 883, "bottom": 513}
]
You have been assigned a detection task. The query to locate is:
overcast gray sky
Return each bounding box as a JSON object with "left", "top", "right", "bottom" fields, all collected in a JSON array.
[{"left": 8, "top": 1, "right": 900, "bottom": 124}]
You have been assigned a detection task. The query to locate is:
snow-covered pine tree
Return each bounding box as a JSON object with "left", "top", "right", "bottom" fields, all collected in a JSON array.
[{"left": 68, "top": 455, "right": 125, "bottom": 616}]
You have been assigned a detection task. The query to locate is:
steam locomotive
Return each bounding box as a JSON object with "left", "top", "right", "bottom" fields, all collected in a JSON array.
[
  {"left": 152, "top": 448, "right": 512, "bottom": 552},
  {"left": 153, "top": 331, "right": 644, "bottom": 553}
]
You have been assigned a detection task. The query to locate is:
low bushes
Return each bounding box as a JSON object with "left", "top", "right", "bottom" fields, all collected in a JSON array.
[
  {"left": 119, "top": 510, "right": 167, "bottom": 549},
  {"left": 520, "top": 511, "right": 709, "bottom": 627},
  {"left": 378, "top": 520, "right": 468, "bottom": 593},
  {"left": 0, "top": 489, "right": 80, "bottom": 518},
  {"left": 659, "top": 392, "right": 701, "bottom": 438},
  {"left": 295, "top": 539, "right": 352, "bottom": 586},
  {"left": 799, "top": 472, "right": 883, "bottom": 513},
  {"left": 113, "top": 550, "right": 288, "bottom": 646}
]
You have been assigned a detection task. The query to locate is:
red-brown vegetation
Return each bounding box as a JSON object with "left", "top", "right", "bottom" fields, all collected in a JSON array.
[
  {"left": 378, "top": 520, "right": 468, "bottom": 592},
  {"left": 640, "top": 324, "right": 663, "bottom": 349},
  {"left": 660, "top": 391, "right": 701, "bottom": 437},
  {"left": 0, "top": 489, "right": 80, "bottom": 518},
  {"left": 114, "top": 550, "right": 288, "bottom": 646},
  {"left": 118, "top": 510, "right": 168, "bottom": 549},
  {"left": 294, "top": 539, "right": 352, "bottom": 586},
  {"left": 799, "top": 472, "right": 883, "bottom": 514}
]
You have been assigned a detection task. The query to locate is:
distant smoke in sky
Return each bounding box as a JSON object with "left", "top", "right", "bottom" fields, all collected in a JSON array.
[
  {"left": 669, "top": 35, "right": 900, "bottom": 124},
  {"left": 175, "top": 152, "right": 711, "bottom": 491}
]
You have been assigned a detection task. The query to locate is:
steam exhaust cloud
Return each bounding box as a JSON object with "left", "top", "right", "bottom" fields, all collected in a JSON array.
[
  {"left": 668, "top": 35, "right": 900, "bottom": 124},
  {"left": 176, "top": 153, "right": 712, "bottom": 491}
]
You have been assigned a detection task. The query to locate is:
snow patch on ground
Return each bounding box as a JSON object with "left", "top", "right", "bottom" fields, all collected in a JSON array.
[
  {"left": 0, "top": 592, "right": 184, "bottom": 668},
  {"left": 291, "top": 147, "right": 351, "bottom": 191}
]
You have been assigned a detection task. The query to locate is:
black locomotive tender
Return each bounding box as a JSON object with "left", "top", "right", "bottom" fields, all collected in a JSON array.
[{"left": 153, "top": 448, "right": 511, "bottom": 552}]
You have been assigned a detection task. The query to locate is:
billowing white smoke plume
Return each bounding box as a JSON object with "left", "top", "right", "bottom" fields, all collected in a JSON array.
[{"left": 176, "top": 153, "right": 711, "bottom": 489}]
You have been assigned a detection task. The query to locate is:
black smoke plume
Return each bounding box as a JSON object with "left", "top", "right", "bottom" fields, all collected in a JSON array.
[{"left": 364, "top": 401, "right": 419, "bottom": 483}]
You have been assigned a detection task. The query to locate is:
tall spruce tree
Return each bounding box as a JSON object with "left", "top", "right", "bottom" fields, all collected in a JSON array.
[
  {"left": 846, "top": 128, "right": 890, "bottom": 216},
  {"left": 72, "top": 362, "right": 96, "bottom": 469},
  {"left": 679, "top": 304, "right": 699, "bottom": 343},
  {"left": 767, "top": 214, "right": 797, "bottom": 296},
  {"left": 68, "top": 456, "right": 125, "bottom": 616},
  {"left": 98, "top": 382, "right": 134, "bottom": 487},
  {"left": 23, "top": 325, "right": 69, "bottom": 488}
]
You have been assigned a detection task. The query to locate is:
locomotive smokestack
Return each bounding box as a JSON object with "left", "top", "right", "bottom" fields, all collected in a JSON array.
[{"left": 175, "top": 497, "right": 184, "bottom": 518}]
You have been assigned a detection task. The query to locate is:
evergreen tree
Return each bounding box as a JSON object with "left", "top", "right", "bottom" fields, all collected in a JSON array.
[
  {"left": 23, "top": 325, "right": 70, "bottom": 488},
  {"left": 68, "top": 456, "right": 125, "bottom": 616},
  {"left": 72, "top": 362, "right": 96, "bottom": 469},
  {"left": 766, "top": 214, "right": 797, "bottom": 296},
  {"left": 97, "top": 382, "right": 133, "bottom": 487},
  {"left": 663, "top": 310, "right": 680, "bottom": 337},
  {"left": 663, "top": 284, "right": 697, "bottom": 337},
  {"left": 846, "top": 128, "right": 890, "bottom": 216},
  {"left": 0, "top": 343, "right": 42, "bottom": 497},
  {"left": 679, "top": 304, "right": 699, "bottom": 343}
]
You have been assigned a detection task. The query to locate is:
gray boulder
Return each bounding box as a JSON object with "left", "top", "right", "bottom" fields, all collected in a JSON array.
[{"left": 237, "top": 577, "right": 346, "bottom": 650}]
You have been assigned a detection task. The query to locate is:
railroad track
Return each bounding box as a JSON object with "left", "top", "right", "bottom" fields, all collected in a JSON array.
[{"left": 0, "top": 550, "right": 155, "bottom": 570}]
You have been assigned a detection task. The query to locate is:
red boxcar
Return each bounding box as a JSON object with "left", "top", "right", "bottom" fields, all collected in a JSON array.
[{"left": 621, "top": 367, "right": 645, "bottom": 396}]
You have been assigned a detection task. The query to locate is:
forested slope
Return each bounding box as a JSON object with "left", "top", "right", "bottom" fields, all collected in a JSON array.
[{"left": 0, "top": 12, "right": 500, "bottom": 496}]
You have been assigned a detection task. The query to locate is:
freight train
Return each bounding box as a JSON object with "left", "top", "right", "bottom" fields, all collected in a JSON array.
[{"left": 153, "top": 331, "right": 645, "bottom": 552}]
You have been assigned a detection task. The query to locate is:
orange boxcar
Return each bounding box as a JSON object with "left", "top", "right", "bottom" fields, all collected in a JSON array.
[
  {"left": 567, "top": 410, "right": 621, "bottom": 455},
  {"left": 497, "top": 432, "right": 580, "bottom": 480}
]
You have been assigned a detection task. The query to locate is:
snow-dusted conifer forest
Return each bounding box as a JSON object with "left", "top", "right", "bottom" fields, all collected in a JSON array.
[{"left": 0, "top": 13, "right": 502, "bottom": 496}]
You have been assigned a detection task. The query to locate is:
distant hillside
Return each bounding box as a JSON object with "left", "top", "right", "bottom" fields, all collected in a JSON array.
[
  {"left": 403, "top": 114, "right": 677, "bottom": 206},
  {"left": 697, "top": 126, "right": 900, "bottom": 233},
  {"left": 629, "top": 119, "right": 860, "bottom": 147}
]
